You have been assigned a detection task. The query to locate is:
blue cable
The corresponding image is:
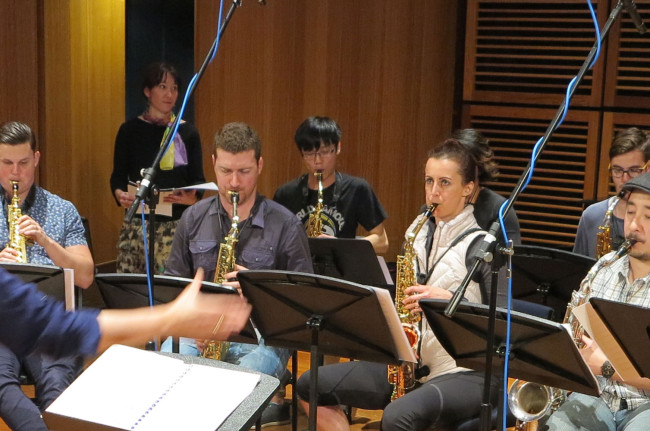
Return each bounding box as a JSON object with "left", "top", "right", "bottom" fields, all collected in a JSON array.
[
  {"left": 164, "top": 0, "right": 224, "bottom": 154},
  {"left": 499, "top": 2, "right": 601, "bottom": 426},
  {"left": 142, "top": 0, "right": 225, "bottom": 351}
]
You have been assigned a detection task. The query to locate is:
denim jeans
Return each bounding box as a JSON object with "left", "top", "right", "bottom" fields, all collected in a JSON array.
[
  {"left": 540, "top": 392, "right": 650, "bottom": 431},
  {"left": 161, "top": 336, "right": 290, "bottom": 380}
]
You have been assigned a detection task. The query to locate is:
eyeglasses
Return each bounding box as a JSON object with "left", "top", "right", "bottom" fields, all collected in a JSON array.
[
  {"left": 302, "top": 147, "right": 336, "bottom": 160},
  {"left": 609, "top": 163, "right": 648, "bottom": 179}
]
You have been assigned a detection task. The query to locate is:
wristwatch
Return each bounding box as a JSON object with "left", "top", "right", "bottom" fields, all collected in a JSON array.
[{"left": 601, "top": 360, "right": 615, "bottom": 379}]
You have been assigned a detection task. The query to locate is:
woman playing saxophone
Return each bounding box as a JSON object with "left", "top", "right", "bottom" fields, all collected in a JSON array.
[{"left": 295, "top": 139, "right": 502, "bottom": 431}]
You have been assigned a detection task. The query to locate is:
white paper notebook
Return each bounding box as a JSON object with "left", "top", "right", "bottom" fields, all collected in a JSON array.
[{"left": 45, "top": 345, "right": 260, "bottom": 431}]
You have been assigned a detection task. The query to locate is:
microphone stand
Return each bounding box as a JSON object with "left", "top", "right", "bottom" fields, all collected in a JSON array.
[
  {"left": 123, "top": 0, "right": 246, "bottom": 311},
  {"left": 444, "top": 2, "right": 635, "bottom": 430}
]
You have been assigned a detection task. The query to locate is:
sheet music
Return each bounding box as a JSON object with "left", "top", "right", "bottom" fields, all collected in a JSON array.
[
  {"left": 370, "top": 287, "right": 418, "bottom": 364},
  {"left": 127, "top": 183, "right": 217, "bottom": 217},
  {"left": 574, "top": 302, "right": 639, "bottom": 381},
  {"left": 46, "top": 345, "right": 259, "bottom": 431}
]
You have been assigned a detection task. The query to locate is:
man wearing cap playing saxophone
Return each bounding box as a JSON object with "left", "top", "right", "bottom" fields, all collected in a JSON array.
[
  {"left": 541, "top": 172, "right": 650, "bottom": 431},
  {"left": 0, "top": 121, "right": 94, "bottom": 431},
  {"left": 574, "top": 128, "right": 650, "bottom": 259},
  {"left": 163, "top": 122, "right": 312, "bottom": 426}
]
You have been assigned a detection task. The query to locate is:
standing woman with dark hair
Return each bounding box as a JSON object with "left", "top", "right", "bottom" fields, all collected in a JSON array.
[{"left": 110, "top": 62, "right": 205, "bottom": 274}]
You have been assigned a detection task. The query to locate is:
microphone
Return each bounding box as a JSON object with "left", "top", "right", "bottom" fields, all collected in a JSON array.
[{"left": 623, "top": 0, "right": 647, "bottom": 34}]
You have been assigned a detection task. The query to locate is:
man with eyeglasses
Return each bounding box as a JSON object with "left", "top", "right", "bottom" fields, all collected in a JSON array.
[
  {"left": 574, "top": 127, "right": 650, "bottom": 258},
  {"left": 274, "top": 116, "right": 389, "bottom": 253}
]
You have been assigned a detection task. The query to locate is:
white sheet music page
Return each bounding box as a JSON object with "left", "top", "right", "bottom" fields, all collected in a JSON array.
[
  {"left": 45, "top": 344, "right": 260, "bottom": 430},
  {"left": 370, "top": 287, "right": 418, "bottom": 364}
]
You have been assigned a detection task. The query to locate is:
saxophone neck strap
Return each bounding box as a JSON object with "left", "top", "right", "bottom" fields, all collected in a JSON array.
[
  {"left": 300, "top": 171, "right": 342, "bottom": 207},
  {"left": 417, "top": 227, "right": 483, "bottom": 285}
]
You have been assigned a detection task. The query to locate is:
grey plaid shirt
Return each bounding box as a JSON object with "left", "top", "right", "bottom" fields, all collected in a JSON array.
[{"left": 588, "top": 253, "right": 650, "bottom": 412}]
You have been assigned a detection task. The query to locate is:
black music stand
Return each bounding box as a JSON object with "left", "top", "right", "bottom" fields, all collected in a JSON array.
[
  {"left": 588, "top": 297, "right": 650, "bottom": 380},
  {"left": 308, "top": 237, "right": 393, "bottom": 288},
  {"left": 0, "top": 262, "right": 76, "bottom": 309},
  {"left": 420, "top": 299, "right": 599, "bottom": 396},
  {"left": 95, "top": 273, "right": 257, "bottom": 346},
  {"left": 237, "top": 270, "right": 416, "bottom": 431},
  {"left": 511, "top": 245, "right": 595, "bottom": 321}
]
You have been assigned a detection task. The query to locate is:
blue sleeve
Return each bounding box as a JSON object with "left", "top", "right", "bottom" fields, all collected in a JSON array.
[
  {"left": 63, "top": 203, "right": 88, "bottom": 247},
  {"left": 0, "top": 267, "right": 100, "bottom": 357}
]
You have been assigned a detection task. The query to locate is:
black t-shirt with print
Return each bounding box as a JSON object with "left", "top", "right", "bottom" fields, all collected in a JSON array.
[{"left": 273, "top": 172, "right": 387, "bottom": 238}]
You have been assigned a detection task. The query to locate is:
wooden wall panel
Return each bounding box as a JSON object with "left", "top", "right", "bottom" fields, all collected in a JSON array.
[
  {"left": 462, "top": 105, "right": 601, "bottom": 248},
  {"left": 0, "top": 0, "right": 40, "bottom": 135},
  {"left": 42, "top": 0, "right": 125, "bottom": 264},
  {"left": 194, "top": 1, "right": 460, "bottom": 258},
  {"left": 464, "top": 0, "right": 607, "bottom": 107},
  {"left": 603, "top": 0, "right": 650, "bottom": 108}
]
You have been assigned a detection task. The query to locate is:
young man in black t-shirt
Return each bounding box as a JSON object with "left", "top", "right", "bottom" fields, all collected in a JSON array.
[{"left": 273, "top": 116, "right": 389, "bottom": 253}]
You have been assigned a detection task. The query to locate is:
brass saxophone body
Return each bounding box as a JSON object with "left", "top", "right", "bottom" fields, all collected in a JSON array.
[
  {"left": 388, "top": 203, "right": 437, "bottom": 401},
  {"left": 509, "top": 238, "right": 636, "bottom": 429},
  {"left": 306, "top": 171, "right": 324, "bottom": 237},
  {"left": 595, "top": 195, "right": 620, "bottom": 259},
  {"left": 7, "top": 181, "right": 27, "bottom": 263},
  {"left": 202, "top": 190, "right": 240, "bottom": 360}
]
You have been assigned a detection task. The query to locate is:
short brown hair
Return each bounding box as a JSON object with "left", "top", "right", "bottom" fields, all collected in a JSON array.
[{"left": 213, "top": 122, "right": 262, "bottom": 160}]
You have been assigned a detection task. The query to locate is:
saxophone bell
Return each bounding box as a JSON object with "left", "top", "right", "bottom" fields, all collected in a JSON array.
[{"left": 508, "top": 379, "right": 566, "bottom": 428}]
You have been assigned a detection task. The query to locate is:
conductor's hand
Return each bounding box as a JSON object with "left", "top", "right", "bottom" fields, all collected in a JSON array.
[
  {"left": 0, "top": 246, "right": 22, "bottom": 262},
  {"left": 403, "top": 284, "right": 453, "bottom": 314},
  {"left": 167, "top": 268, "right": 251, "bottom": 341}
]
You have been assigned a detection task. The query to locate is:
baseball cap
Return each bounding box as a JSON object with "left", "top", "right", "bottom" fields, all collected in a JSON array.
[{"left": 622, "top": 172, "right": 650, "bottom": 195}]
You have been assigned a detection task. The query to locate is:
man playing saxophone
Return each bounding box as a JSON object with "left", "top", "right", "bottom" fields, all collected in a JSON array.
[
  {"left": 574, "top": 128, "right": 650, "bottom": 258},
  {"left": 273, "top": 116, "right": 389, "bottom": 253},
  {"left": 0, "top": 121, "right": 94, "bottom": 431},
  {"left": 163, "top": 122, "right": 313, "bottom": 427},
  {"left": 540, "top": 172, "right": 650, "bottom": 431}
]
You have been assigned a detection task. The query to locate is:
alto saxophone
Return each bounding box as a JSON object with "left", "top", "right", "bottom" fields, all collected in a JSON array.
[
  {"left": 388, "top": 203, "right": 437, "bottom": 400},
  {"left": 595, "top": 195, "right": 620, "bottom": 259},
  {"left": 7, "top": 181, "right": 27, "bottom": 263},
  {"left": 202, "top": 190, "right": 240, "bottom": 360},
  {"left": 509, "top": 238, "right": 636, "bottom": 430},
  {"left": 305, "top": 170, "right": 324, "bottom": 237}
]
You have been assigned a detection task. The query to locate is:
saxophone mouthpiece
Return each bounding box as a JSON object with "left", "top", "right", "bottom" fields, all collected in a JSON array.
[{"left": 615, "top": 238, "right": 637, "bottom": 259}]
